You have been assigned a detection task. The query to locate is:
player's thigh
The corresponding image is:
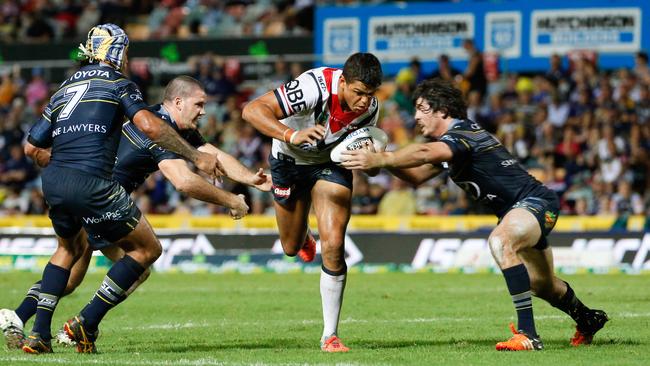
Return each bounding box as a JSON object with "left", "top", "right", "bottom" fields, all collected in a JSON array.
[
  {"left": 493, "top": 208, "right": 542, "bottom": 251},
  {"left": 269, "top": 154, "right": 313, "bottom": 244},
  {"left": 273, "top": 198, "right": 311, "bottom": 246},
  {"left": 311, "top": 179, "right": 352, "bottom": 248}
]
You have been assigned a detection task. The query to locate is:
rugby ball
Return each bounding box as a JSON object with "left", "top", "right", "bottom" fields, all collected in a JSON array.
[{"left": 330, "top": 126, "right": 388, "bottom": 163}]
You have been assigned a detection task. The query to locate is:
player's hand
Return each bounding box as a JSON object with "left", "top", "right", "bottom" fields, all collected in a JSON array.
[
  {"left": 340, "top": 150, "right": 384, "bottom": 170},
  {"left": 195, "top": 151, "right": 225, "bottom": 182},
  {"left": 250, "top": 168, "right": 272, "bottom": 192},
  {"left": 291, "top": 125, "right": 326, "bottom": 145},
  {"left": 229, "top": 194, "right": 249, "bottom": 220},
  {"left": 34, "top": 150, "right": 52, "bottom": 168}
]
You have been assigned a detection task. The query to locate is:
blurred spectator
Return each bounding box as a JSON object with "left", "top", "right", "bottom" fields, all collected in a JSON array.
[
  {"left": 24, "top": 68, "right": 48, "bottom": 108},
  {"left": 634, "top": 51, "right": 650, "bottom": 84},
  {"left": 429, "top": 54, "right": 460, "bottom": 83},
  {"left": 351, "top": 172, "right": 378, "bottom": 215},
  {"left": 610, "top": 180, "right": 644, "bottom": 231},
  {"left": 377, "top": 177, "right": 417, "bottom": 216},
  {"left": 0, "top": 144, "right": 36, "bottom": 191},
  {"left": 546, "top": 54, "right": 568, "bottom": 84},
  {"left": 461, "top": 38, "right": 487, "bottom": 98}
]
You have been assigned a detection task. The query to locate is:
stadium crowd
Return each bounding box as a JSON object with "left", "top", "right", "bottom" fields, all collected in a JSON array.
[
  {"left": 1, "top": 41, "right": 650, "bottom": 228},
  {"left": 0, "top": 0, "right": 395, "bottom": 42}
]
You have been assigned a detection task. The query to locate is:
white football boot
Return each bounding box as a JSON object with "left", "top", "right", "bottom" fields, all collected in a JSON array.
[{"left": 0, "top": 309, "right": 25, "bottom": 349}]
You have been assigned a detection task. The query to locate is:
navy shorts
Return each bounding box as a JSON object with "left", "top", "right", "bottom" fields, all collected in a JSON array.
[
  {"left": 87, "top": 235, "right": 113, "bottom": 251},
  {"left": 269, "top": 153, "right": 352, "bottom": 205},
  {"left": 41, "top": 167, "right": 141, "bottom": 243},
  {"left": 503, "top": 191, "right": 560, "bottom": 250}
]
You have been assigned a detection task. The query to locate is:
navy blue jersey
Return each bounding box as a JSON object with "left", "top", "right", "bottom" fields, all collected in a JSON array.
[
  {"left": 439, "top": 119, "right": 551, "bottom": 217},
  {"left": 113, "top": 104, "right": 206, "bottom": 193},
  {"left": 27, "top": 63, "right": 148, "bottom": 179}
]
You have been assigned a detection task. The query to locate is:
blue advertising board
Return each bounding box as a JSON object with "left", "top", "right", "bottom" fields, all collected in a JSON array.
[{"left": 315, "top": 0, "right": 649, "bottom": 75}]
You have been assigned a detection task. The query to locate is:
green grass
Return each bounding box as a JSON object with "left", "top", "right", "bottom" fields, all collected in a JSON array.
[{"left": 1, "top": 272, "right": 648, "bottom": 365}]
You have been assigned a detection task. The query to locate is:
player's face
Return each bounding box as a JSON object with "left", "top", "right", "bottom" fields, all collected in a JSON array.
[
  {"left": 414, "top": 98, "right": 446, "bottom": 138},
  {"left": 340, "top": 78, "right": 377, "bottom": 113},
  {"left": 177, "top": 88, "right": 207, "bottom": 130}
]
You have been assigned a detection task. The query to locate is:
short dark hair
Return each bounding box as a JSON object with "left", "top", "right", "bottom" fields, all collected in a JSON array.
[
  {"left": 163, "top": 75, "right": 204, "bottom": 102},
  {"left": 413, "top": 78, "right": 467, "bottom": 119},
  {"left": 637, "top": 51, "right": 648, "bottom": 63},
  {"left": 342, "top": 52, "right": 383, "bottom": 89}
]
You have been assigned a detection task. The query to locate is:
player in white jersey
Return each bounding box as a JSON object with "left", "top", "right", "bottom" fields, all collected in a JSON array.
[{"left": 243, "top": 53, "right": 382, "bottom": 352}]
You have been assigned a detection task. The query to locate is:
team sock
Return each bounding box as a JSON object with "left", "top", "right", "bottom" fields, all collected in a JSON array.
[
  {"left": 15, "top": 281, "right": 41, "bottom": 325},
  {"left": 33, "top": 264, "right": 70, "bottom": 340},
  {"left": 550, "top": 281, "right": 591, "bottom": 325},
  {"left": 502, "top": 264, "right": 538, "bottom": 337},
  {"left": 320, "top": 265, "right": 347, "bottom": 339},
  {"left": 80, "top": 255, "right": 145, "bottom": 333}
]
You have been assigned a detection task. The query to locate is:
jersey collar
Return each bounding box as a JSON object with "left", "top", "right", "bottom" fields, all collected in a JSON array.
[
  {"left": 154, "top": 104, "right": 179, "bottom": 130},
  {"left": 448, "top": 118, "right": 464, "bottom": 130}
]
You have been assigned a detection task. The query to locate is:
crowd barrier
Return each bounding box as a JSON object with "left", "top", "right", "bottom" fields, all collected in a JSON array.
[{"left": 1, "top": 215, "right": 648, "bottom": 274}]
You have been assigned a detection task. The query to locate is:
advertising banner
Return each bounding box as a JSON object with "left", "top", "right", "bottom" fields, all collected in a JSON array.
[
  {"left": 367, "top": 14, "right": 474, "bottom": 63},
  {"left": 315, "top": 0, "right": 649, "bottom": 74},
  {"left": 530, "top": 8, "right": 641, "bottom": 57},
  {"left": 1, "top": 229, "right": 648, "bottom": 273}
]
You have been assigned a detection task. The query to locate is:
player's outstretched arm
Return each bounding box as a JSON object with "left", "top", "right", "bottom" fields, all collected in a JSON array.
[
  {"left": 341, "top": 141, "right": 453, "bottom": 170},
  {"left": 242, "top": 91, "right": 325, "bottom": 145},
  {"left": 198, "top": 143, "right": 272, "bottom": 192},
  {"left": 24, "top": 142, "right": 51, "bottom": 168},
  {"left": 157, "top": 158, "right": 249, "bottom": 219},
  {"left": 132, "top": 109, "right": 224, "bottom": 179},
  {"left": 387, "top": 165, "right": 444, "bottom": 187}
]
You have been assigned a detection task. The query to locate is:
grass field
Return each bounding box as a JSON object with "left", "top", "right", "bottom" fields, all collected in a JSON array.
[{"left": 0, "top": 271, "right": 648, "bottom": 365}]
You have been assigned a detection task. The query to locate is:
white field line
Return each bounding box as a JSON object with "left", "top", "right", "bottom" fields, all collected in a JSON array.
[{"left": 119, "top": 312, "right": 650, "bottom": 330}]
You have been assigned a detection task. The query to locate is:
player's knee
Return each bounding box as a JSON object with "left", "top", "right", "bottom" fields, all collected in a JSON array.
[
  {"left": 135, "top": 239, "right": 162, "bottom": 265},
  {"left": 63, "top": 282, "right": 78, "bottom": 296},
  {"left": 282, "top": 243, "right": 300, "bottom": 257},
  {"left": 488, "top": 235, "right": 506, "bottom": 259},
  {"left": 147, "top": 241, "right": 163, "bottom": 262},
  {"left": 279, "top": 238, "right": 301, "bottom": 257}
]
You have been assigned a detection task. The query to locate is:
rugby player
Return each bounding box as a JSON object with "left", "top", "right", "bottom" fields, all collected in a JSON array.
[
  {"left": 242, "top": 53, "right": 383, "bottom": 352},
  {"left": 14, "top": 24, "right": 221, "bottom": 354},
  {"left": 340, "top": 78, "right": 609, "bottom": 351},
  {"left": 1, "top": 75, "right": 270, "bottom": 352}
]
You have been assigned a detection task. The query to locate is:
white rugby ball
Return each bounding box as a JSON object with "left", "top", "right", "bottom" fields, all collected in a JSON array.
[{"left": 330, "top": 126, "right": 388, "bottom": 163}]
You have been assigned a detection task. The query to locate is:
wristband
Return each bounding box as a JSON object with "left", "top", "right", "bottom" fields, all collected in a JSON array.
[
  {"left": 282, "top": 128, "right": 295, "bottom": 144},
  {"left": 289, "top": 130, "right": 299, "bottom": 145}
]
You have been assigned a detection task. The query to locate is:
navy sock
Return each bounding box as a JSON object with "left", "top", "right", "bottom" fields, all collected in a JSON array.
[
  {"left": 80, "top": 255, "right": 145, "bottom": 333},
  {"left": 33, "top": 264, "right": 70, "bottom": 340},
  {"left": 550, "top": 281, "right": 590, "bottom": 322},
  {"left": 502, "top": 264, "right": 537, "bottom": 337},
  {"left": 15, "top": 281, "right": 41, "bottom": 325}
]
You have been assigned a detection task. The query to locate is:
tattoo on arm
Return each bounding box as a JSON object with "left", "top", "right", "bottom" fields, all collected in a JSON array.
[{"left": 154, "top": 122, "right": 199, "bottom": 162}]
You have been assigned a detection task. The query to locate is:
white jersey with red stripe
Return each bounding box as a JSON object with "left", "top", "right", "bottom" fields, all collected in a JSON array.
[{"left": 272, "top": 67, "right": 380, "bottom": 165}]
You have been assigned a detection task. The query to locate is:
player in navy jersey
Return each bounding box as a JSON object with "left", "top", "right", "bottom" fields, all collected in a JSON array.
[
  {"left": 341, "top": 78, "right": 608, "bottom": 351},
  {"left": 1, "top": 75, "right": 270, "bottom": 352},
  {"left": 15, "top": 24, "right": 221, "bottom": 354},
  {"left": 243, "top": 53, "right": 383, "bottom": 352}
]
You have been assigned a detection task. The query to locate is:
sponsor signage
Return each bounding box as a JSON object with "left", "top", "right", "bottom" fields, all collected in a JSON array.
[
  {"left": 1, "top": 230, "right": 649, "bottom": 273},
  {"left": 323, "top": 18, "right": 360, "bottom": 64},
  {"left": 530, "top": 8, "right": 641, "bottom": 57},
  {"left": 316, "top": 0, "right": 649, "bottom": 74},
  {"left": 485, "top": 11, "right": 522, "bottom": 58},
  {"left": 367, "top": 14, "right": 474, "bottom": 63}
]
